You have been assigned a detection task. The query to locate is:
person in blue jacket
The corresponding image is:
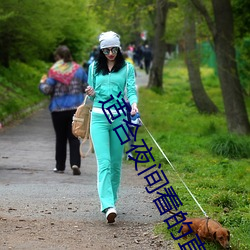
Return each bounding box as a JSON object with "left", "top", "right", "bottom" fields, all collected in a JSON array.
[
  {"left": 86, "top": 31, "right": 138, "bottom": 223},
  {"left": 39, "top": 45, "right": 88, "bottom": 175}
]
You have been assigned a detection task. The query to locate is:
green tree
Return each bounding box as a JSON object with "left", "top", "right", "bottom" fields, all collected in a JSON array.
[
  {"left": 190, "top": 0, "right": 250, "bottom": 134},
  {"left": 232, "top": 0, "right": 250, "bottom": 39},
  {"left": 183, "top": 1, "right": 218, "bottom": 114},
  {"left": 91, "top": 0, "right": 155, "bottom": 47},
  {"left": 148, "top": 0, "right": 177, "bottom": 89},
  {"left": 232, "top": 0, "right": 250, "bottom": 95},
  {"left": 0, "top": 0, "right": 99, "bottom": 67},
  {"left": 0, "top": 0, "right": 58, "bottom": 66}
]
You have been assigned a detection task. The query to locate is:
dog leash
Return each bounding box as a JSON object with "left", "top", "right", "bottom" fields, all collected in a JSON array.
[{"left": 139, "top": 118, "right": 209, "bottom": 218}]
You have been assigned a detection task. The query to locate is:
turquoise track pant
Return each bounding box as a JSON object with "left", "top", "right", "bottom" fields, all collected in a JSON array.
[{"left": 90, "top": 111, "right": 127, "bottom": 212}]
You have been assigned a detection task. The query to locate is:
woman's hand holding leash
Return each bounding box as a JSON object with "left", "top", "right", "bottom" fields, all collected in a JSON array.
[
  {"left": 85, "top": 86, "right": 95, "bottom": 97},
  {"left": 131, "top": 103, "right": 138, "bottom": 116}
]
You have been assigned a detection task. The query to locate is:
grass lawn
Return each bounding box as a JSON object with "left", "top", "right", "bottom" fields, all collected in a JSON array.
[{"left": 133, "top": 58, "right": 250, "bottom": 250}]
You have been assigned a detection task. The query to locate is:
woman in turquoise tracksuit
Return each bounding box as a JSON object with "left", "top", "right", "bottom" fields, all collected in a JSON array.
[{"left": 86, "top": 31, "right": 138, "bottom": 223}]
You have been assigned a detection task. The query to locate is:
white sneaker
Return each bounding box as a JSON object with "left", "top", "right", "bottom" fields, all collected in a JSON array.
[
  {"left": 126, "top": 152, "right": 133, "bottom": 161},
  {"left": 72, "top": 165, "right": 81, "bottom": 175},
  {"left": 105, "top": 207, "right": 117, "bottom": 223},
  {"left": 53, "top": 168, "right": 64, "bottom": 173}
]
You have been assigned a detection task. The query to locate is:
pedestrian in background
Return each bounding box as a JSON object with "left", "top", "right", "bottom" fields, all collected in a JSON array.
[
  {"left": 134, "top": 44, "right": 144, "bottom": 69},
  {"left": 143, "top": 44, "right": 153, "bottom": 74},
  {"left": 85, "top": 31, "right": 138, "bottom": 223},
  {"left": 39, "top": 45, "right": 88, "bottom": 175},
  {"left": 84, "top": 46, "right": 99, "bottom": 72}
]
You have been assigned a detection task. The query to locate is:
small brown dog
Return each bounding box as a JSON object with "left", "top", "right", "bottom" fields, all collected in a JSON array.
[{"left": 181, "top": 218, "right": 230, "bottom": 249}]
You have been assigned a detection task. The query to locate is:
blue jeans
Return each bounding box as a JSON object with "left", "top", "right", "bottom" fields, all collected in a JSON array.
[{"left": 90, "top": 111, "right": 127, "bottom": 212}]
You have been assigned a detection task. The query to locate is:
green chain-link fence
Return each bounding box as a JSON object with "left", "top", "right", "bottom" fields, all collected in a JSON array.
[{"left": 199, "top": 39, "right": 250, "bottom": 95}]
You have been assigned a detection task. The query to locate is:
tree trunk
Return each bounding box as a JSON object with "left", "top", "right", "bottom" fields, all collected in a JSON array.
[
  {"left": 184, "top": 5, "right": 218, "bottom": 114},
  {"left": 190, "top": 0, "right": 250, "bottom": 134},
  {"left": 148, "top": 0, "right": 169, "bottom": 89},
  {"left": 212, "top": 0, "right": 250, "bottom": 134}
]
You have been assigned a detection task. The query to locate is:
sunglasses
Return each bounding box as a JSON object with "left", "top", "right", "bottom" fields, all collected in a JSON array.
[{"left": 102, "top": 47, "right": 119, "bottom": 55}]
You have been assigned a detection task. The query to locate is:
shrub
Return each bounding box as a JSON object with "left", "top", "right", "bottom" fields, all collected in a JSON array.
[
  {"left": 210, "top": 135, "right": 250, "bottom": 159},
  {"left": 201, "top": 121, "right": 217, "bottom": 136},
  {"left": 210, "top": 192, "right": 237, "bottom": 209}
]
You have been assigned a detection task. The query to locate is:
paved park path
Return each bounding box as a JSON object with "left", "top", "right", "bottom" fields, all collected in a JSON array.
[{"left": 0, "top": 70, "right": 174, "bottom": 250}]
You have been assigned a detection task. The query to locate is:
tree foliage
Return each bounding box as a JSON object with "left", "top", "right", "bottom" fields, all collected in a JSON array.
[
  {"left": 232, "top": 0, "right": 250, "bottom": 95},
  {"left": 232, "top": 0, "right": 250, "bottom": 39},
  {"left": 0, "top": 0, "right": 99, "bottom": 67},
  {"left": 91, "top": 0, "right": 155, "bottom": 46}
]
